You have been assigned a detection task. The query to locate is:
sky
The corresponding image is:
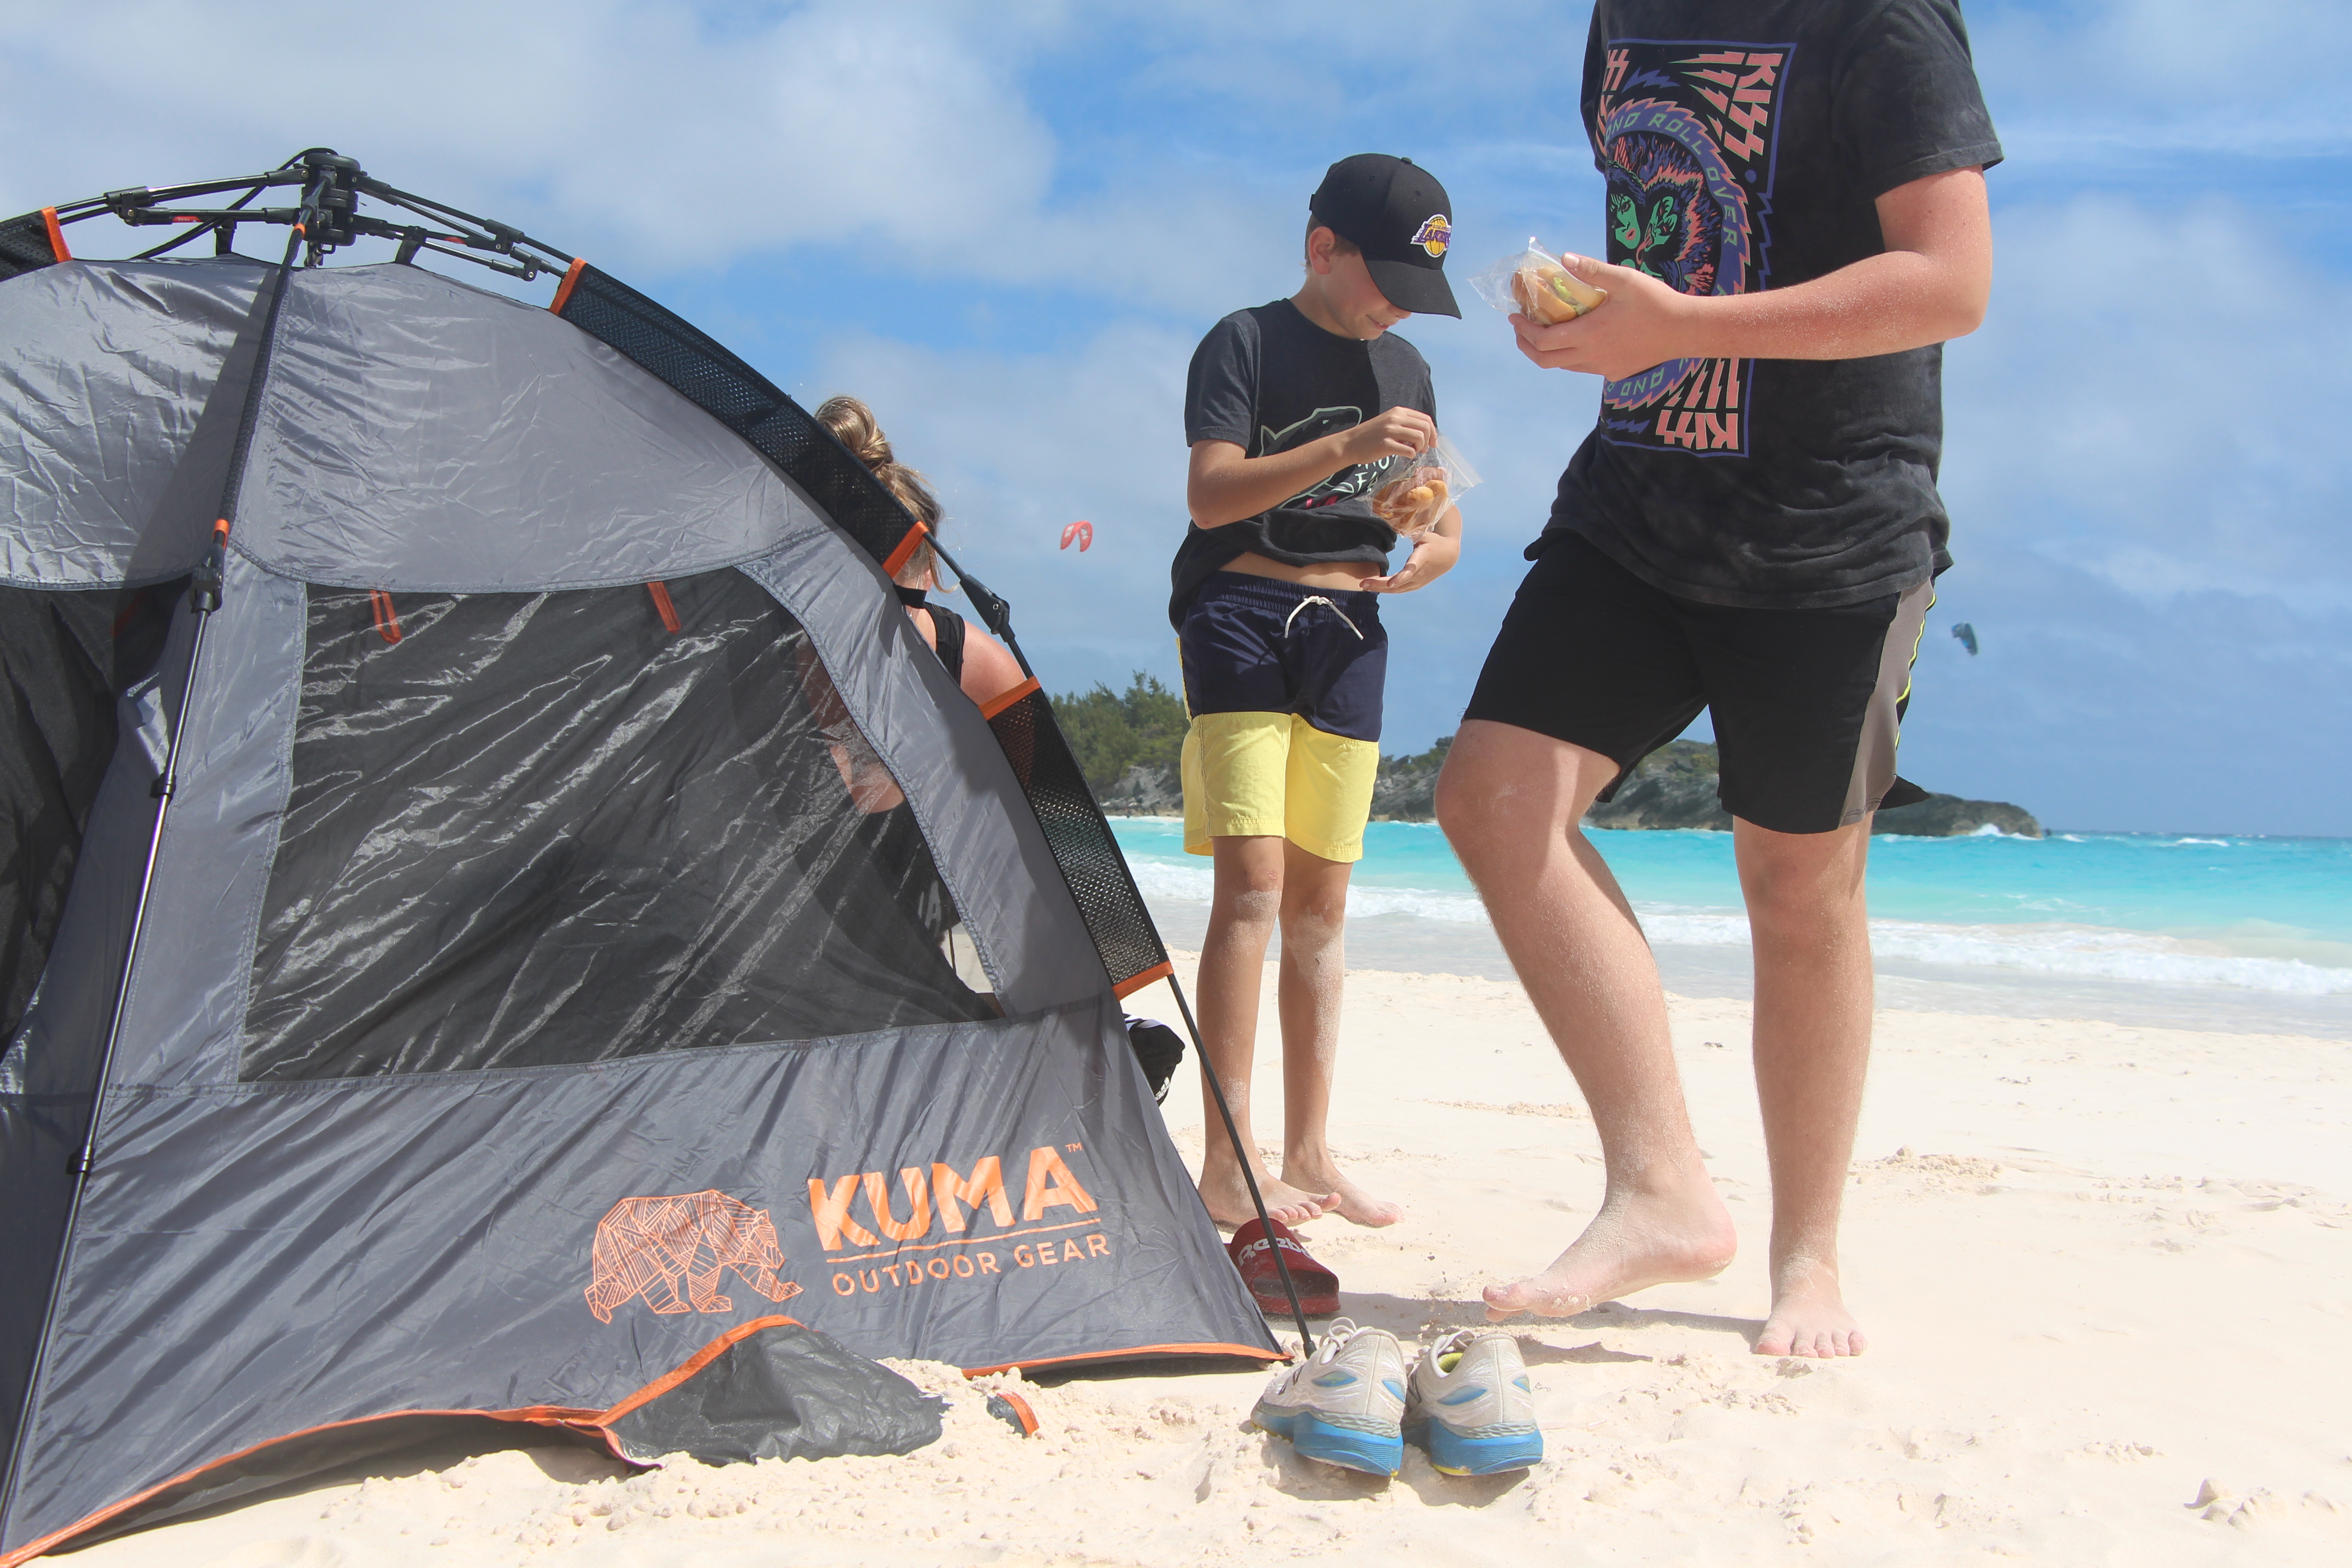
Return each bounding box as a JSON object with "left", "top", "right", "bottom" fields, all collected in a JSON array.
[{"left": 4, "top": 0, "right": 2347, "bottom": 835}]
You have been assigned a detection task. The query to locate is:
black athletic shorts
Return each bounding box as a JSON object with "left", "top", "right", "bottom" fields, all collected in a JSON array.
[{"left": 1462, "top": 533, "right": 1933, "bottom": 835}]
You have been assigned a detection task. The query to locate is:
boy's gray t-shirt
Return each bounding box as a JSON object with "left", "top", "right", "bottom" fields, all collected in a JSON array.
[
  {"left": 1171, "top": 299, "right": 1435, "bottom": 626},
  {"left": 1547, "top": 0, "right": 2004, "bottom": 608}
]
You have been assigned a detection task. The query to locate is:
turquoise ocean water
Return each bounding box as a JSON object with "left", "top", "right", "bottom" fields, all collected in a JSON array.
[{"left": 1108, "top": 820, "right": 2352, "bottom": 1034}]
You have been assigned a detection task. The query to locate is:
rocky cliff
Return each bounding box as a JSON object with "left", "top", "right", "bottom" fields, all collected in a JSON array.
[
  {"left": 1094, "top": 737, "right": 2041, "bottom": 838},
  {"left": 1097, "top": 762, "right": 1182, "bottom": 815}
]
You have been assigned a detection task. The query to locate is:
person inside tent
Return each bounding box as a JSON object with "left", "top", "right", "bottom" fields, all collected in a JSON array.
[{"left": 816, "top": 396, "right": 1027, "bottom": 710}]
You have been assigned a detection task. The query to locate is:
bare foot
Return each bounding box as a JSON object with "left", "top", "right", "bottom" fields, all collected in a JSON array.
[
  {"left": 1755, "top": 1255, "right": 1865, "bottom": 1357},
  {"left": 1483, "top": 1178, "right": 1737, "bottom": 1321},
  {"left": 1284, "top": 1161, "right": 1402, "bottom": 1227},
  {"left": 1198, "top": 1168, "right": 1337, "bottom": 1230}
]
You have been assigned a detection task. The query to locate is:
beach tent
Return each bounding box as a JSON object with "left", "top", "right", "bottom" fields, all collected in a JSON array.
[{"left": 0, "top": 155, "right": 1276, "bottom": 1563}]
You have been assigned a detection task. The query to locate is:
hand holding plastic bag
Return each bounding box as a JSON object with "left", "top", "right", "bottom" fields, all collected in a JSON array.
[
  {"left": 1470, "top": 239, "right": 1608, "bottom": 325},
  {"left": 1369, "top": 434, "right": 1479, "bottom": 541}
]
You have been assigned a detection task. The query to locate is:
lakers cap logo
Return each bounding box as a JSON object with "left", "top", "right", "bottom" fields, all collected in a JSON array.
[{"left": 1411, "top": 214, "right": 1450, "bottom": 258}]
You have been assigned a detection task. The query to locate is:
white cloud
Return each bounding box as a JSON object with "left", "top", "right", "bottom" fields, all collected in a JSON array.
[
  {"left": 0, "top": 0, "right": 1294, "bottom": 311},
  {"left": 0, "top": 3, "right": 1057, "bottom": 270},
  {"left": 1943, "top": 192, "right": 2352, "bottom": 617},
  {"left": 1972, "top": 0, "right": 2352, "bottom": 162}
]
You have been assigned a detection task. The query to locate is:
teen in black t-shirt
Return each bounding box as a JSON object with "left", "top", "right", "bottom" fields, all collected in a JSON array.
[{"left": 1437, "top": 0, "right": 2000, "bottom": 1361}]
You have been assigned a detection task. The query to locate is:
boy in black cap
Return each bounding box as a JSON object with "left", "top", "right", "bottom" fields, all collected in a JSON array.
[
  {"left": 1436, "top": 1, "right": 1999, "bottom": 1357},
  {"left": 1175, "top": 153, "right": 1462, "bottom": 1232}
]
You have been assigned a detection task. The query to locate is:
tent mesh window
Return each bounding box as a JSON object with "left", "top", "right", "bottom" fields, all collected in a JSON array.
[
  {"left": 0, "top": 584, "right": 178, "bottom": 1044},
  {"left": 0, "top": 213, "right": 58, "bottom": 283},
  {"left": 240, "top": 568, "right": 991, "bottom": 1081},
  {"left": 550, "top": 269, "right": 1170, "bottom": 996},
  {"left": 985, "top": 689, "right": 1168, "bottom": 992}
]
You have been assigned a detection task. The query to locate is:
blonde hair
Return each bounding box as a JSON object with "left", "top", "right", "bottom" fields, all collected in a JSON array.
[{"left": 816, "top": 395, "right": 942, "bottom": 587}]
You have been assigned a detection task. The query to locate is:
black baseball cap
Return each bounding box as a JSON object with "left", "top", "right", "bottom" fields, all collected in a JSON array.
[{"left": 1309, "top": 153, "right": 1460, "bottom": 318}]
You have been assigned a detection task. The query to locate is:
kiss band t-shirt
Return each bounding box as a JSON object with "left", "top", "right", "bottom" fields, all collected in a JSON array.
[
  {"left": 1172, "top": 299, "right": 1436, "bottom": 626},
  {"left": 1545, "top": 0, "right": 2003, "bottom": 608}
]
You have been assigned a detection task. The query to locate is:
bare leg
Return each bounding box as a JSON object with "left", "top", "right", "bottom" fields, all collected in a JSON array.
[
  {"left": 1273, "top": 840, "right": 1400, "bottom": 1226},
  {"left": 1436, "top": 721, "right": 1737, "bottom": 1319},
  {"left": 1196, "top": 834, "right": 1338, "bottom": 1227},
  {"left": 1737, "top": 817, "right": 1874, "bottom": 1357}
]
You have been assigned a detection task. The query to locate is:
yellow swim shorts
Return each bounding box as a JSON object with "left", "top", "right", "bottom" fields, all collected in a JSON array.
[{"left": 1180, "top": 711, "right": 1381, "bottom": 864}]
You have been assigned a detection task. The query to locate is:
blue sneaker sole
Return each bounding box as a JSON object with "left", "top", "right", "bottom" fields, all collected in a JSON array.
[
  {"left": 1404, "top": 1418, "right": 1544, "bottom": 1476},
  {"left": 1258, "top": 1408, "right": 1403, "bottom": 1476}
]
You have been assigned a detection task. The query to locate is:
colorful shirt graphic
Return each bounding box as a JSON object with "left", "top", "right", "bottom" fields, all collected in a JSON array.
[{"left": 1594, "top": 39, "right": 1793, "bottom": 457}]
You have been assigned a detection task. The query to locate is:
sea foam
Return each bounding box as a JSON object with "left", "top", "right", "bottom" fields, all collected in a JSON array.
[{"left": 1121, "top": 860, "right": 2352, "bottom": 995}]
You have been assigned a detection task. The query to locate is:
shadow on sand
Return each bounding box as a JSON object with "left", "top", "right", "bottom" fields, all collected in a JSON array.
[{"left": 1326, "top": 1291, "right": 1762, "bottom": 1351}]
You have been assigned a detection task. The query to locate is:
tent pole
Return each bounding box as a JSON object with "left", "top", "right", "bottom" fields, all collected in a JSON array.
[
  {"left": 921, "top": 540, "right": 1029, "bottom": 682},
  {"left": 1161, "top": 975, "right": 1318, "bottom": 1357},
  {"left": 0, "top": 170, "right": 330, "bottom": 1529}
]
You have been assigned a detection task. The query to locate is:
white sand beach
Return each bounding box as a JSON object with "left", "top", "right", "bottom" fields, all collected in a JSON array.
[{"left": 59, "top": 958, "right": 2352, "bottom": 1566}]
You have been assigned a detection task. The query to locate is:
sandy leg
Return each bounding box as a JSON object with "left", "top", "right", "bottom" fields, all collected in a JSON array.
[
  {"left": 1757, "top": 1254, "right": 1866, "bottom": 1357},
  {"left": 1282, "top": 1160, "right": 1401, "bottom": 1227},
  {"left": 1439, "top": 724, "right": 1735, "bottom": 1310},
  {"left": 1740, "top": 816, "right": 1876, "bottom": 1357},
  {"left": 1274, "top": 839, "right": 1400, "bottom": 1227},
  {"left": 1196, "top": 1167, "right": 1335, "bottom": 1230},
  {"left": 1195, "top": 835, "right": 1337, "bottom": 1229},
  {"left": 1484, "top": 1171, "right": 1737, "bottom": 1318}
]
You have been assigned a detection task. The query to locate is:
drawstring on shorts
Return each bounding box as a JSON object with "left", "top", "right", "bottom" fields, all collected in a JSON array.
[{"left": 1282, "top": 595, "right": 1365, "bottom": 641}]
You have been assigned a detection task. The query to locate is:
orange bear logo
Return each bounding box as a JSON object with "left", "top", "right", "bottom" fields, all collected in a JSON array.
[{"left": 584, "top": 1190, "right": 804, "bottom": 1324}]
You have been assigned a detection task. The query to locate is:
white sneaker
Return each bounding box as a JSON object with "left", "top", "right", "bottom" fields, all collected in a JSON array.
[
  {"left": 1403, "top": 1328, "right": 1544, "bottom": 1475},
  {"left": 1250, "top": 1318, "right": 1407, "bottom": 1475}
]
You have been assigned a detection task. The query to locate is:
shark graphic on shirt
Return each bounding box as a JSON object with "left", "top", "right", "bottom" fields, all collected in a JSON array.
[{"left": 1258, "top": 406, "right": 1406, "bottom": 509}]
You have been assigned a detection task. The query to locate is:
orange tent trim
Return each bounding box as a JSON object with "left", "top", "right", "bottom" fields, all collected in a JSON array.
[
  {"left": 549, "top": 258, "right": 586, "bottom": 315},
  {"left": 978, "top": 677, "right": 1040, "bottom": 722}
]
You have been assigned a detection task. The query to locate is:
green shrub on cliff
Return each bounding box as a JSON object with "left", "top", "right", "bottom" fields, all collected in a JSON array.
[{"left": 1051, "top": 672, "right": 1188, "bottom": 789}]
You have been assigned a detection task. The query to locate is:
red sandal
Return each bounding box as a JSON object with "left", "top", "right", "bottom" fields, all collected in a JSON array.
[{"left": 1227, "top": 1216, "right": 1341, "bottom": 1318}]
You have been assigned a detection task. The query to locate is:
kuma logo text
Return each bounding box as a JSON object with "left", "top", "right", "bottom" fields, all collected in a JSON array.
[{"left": 807, "top": 1145, "right": 1112, "bottom": 1296}]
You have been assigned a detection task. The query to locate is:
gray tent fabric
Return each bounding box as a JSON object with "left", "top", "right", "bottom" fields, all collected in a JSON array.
[
  {"left": 234, "top": 265, "right": 817, "bottom": 592},
  {"left": 0, "top": 253, "right": 1274, "bottom": 1564},
  {"left": 0, "top": 259, "right": 274, "bottom": 589},
  {"left": 600, "top": 1320, "right": 946, "bottom": 1466}
]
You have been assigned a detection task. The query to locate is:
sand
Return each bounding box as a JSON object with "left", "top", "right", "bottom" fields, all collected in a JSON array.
[{"left": 55, "top": 959, "right": 2352, "bottom": 1566}]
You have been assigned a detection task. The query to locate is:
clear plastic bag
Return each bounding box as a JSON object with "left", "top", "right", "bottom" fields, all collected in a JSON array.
[
  {"left": 1370, "top": 434, "right": 1480, "bottom": 541},
  {"left": 1469, "top": 238, "right": 1608, "bottom": 324}
]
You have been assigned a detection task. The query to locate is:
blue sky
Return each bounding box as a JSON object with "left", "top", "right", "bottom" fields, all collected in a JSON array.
[{"left": 6, "top": 0, "right": 2347, "bottom": 834}]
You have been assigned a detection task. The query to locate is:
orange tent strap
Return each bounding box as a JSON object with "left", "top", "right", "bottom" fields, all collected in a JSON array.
[
  {"left": 41, "top": 208, "right": 68, "bottom": 261},
  {"left": 549, "top": 257, "right": 586, "bottom": 315},
  {"left": 1111, "top": 960, "right": 1174, "bottom": 1000},
  {"left": 646, "top": 580, "right": 681, "bottom": 634},
  {"left": 880, "top": 522, "right": 930, "bottom": 579},
  {"left": 368, "top": 589, "right": 402, "bottom": 645},
  {"left": 990, "top": 1389, "right": 1039, "bottom": 1436},
  {"left": 978, "top": 676, "right": 1040, "bottom": 721}
]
